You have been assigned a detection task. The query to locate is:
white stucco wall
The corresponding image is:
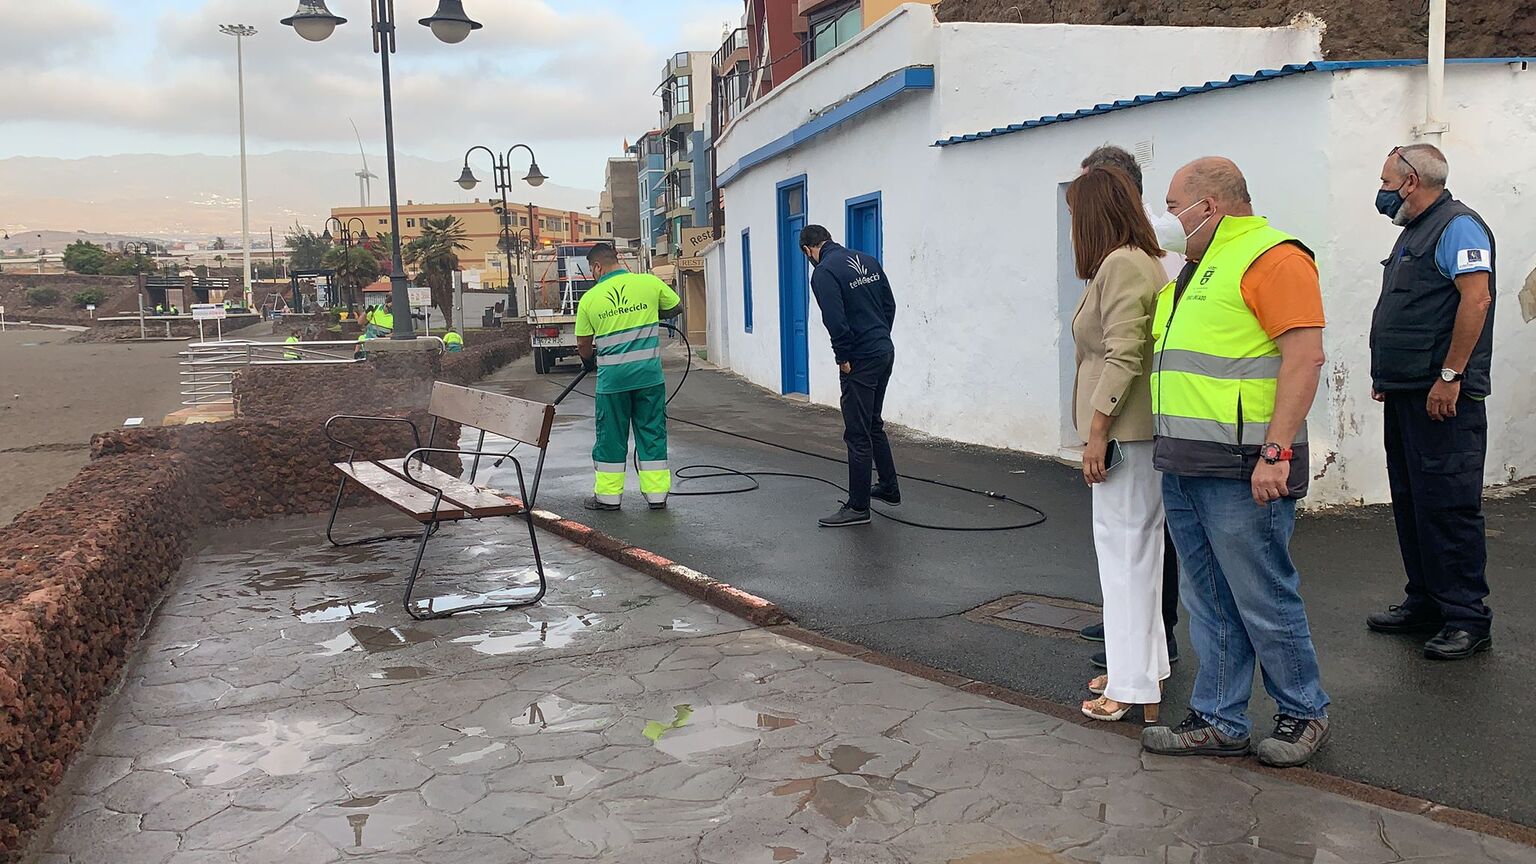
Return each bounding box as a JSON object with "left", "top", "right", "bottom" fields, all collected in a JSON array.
[
  {"left": 934, "top": 21, "right": 1323, "bottom": 139},
  {"left": 707, "top": 9, "right": 1536, "bottom": 506},
  {"left": 1312, "top": 63, "right": 1536, "bottom": 504}
]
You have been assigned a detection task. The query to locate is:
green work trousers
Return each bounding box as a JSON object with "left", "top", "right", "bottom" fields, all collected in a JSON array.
[{"left": 593, "top": 384, "right": 670, "bottom": 505}]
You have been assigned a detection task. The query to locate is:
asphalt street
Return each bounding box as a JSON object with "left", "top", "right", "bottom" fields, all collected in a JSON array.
[{"left": 475, "top": 347, "right": 1536, "bottom": 828}]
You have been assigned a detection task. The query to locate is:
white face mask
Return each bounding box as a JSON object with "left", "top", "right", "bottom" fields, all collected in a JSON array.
[
  {"left": 1149, "top": 208, "right": 1188, "bottom": 256},
  {"left": 1153, "top": 201, "right": 1212, "bottom": 256}
]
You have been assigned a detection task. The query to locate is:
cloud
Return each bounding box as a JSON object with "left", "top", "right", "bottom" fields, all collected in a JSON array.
[
  {"left": 0, "top": 0, "right": 117, "bottom": 68},
  {"left": 1, "top": 0, "right": 740, "bottom": 185}
]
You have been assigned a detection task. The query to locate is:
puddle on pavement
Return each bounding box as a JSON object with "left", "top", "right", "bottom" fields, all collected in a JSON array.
[
  {"left": 369, "top": 666, "right": 431, "bottom": 681},
  {"left": 827, "top": 744, "right": 874, "bottom": 774},
  {"left": 293, "top": 599, "right": 379, "bottom": 623},
  {"left": 316, "top": 625, "right": 435, "bottom": 656},
  {"left": 156, "top": 720, "right": 365, "bottom": 785},
  {"left": 312, "top": 806, "right": 419, "bottom": 851},
  {"left": 644, "top": 704, "right": 800, "bottom": 761},
  {"left": 518, "top": 695, "right": 611, "bottom": 733},
  {"left": 448, "top": 740, "right": 508, "bottom": 766},
  {"left": 451, "top": 614, "right": 598, "bottom": 655},
  {"left": 409, "top": 589, "right": 541, "bottom": 618},
  {"left": 339, "top": 796, "right": 387, "bottom": 808},
  {"left": 660, "top": 619, "right": 699, "bottom": 632},
  {"left": 947, "top": 848, "right": 1067, "bottom": 864},
  {"left": 772, "top": 848, "right": 802, "bottom": 862}
]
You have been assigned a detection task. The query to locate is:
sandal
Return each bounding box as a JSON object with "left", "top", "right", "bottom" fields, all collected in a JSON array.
[
  {"left": 1087, "top": 675, "right": 1107, "bottom": 696},
  {"left": 1081, "top": 695, "right": 1161, "bottom": 724}
]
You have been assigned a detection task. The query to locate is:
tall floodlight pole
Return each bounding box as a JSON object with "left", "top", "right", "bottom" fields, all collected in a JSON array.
[
  {"left": 282, "top": 0, "right": 483, "bottom": 340},
  {"left": 220, "top": 24, "right": 258, "bottom": 309}
]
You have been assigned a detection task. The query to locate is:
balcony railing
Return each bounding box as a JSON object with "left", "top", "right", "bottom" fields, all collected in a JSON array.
[{"left": 713, "top": 27, "right": 749, "bottom": 71}]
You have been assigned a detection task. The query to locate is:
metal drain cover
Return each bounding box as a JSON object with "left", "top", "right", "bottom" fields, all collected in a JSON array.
[{"left": 967, "top": 594, "right": 1102, "bottom": 637}]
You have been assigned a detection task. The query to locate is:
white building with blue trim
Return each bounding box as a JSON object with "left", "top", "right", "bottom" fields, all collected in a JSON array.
[{"left": 704, "top": 3, "right": 1536, "bottom": 506}]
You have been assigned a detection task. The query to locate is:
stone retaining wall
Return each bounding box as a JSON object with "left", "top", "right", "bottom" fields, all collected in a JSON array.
[{"left": 0, "top": 326, "right": 531, "bottom": 861}]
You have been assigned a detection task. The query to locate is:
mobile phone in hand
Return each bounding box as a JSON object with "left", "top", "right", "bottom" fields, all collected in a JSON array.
[{"left": 1105, "top": 439, "right": 1125, "bottom": 473}]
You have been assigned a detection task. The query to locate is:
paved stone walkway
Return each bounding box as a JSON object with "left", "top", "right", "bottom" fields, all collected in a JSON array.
[{"left": 24, "top": 510, "right": 1534, "bottom": 863}]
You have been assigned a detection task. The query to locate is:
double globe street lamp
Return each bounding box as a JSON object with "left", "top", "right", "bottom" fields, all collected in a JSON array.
[
  {"left": 281, "top": 0, "right": 484, "bottom": 339},
  {"left": 456, "top": 144, "right": 546, "bottom": 317}
]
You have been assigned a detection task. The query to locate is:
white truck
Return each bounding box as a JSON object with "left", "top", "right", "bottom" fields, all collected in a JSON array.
[{"left": 526, "top": 244, "right": 641, "bottom": 374}]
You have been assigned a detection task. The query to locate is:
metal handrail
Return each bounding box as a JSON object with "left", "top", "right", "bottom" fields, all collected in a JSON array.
[{"left": 177, "top": 338, "right": 447, "bottom": 406}]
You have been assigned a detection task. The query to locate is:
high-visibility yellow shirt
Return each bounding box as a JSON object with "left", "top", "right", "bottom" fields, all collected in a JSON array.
[{"left": 575, "top": 269, "right": 679, "bottom": 395}]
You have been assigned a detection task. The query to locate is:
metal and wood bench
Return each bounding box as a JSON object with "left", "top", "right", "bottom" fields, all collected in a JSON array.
[{"left": 323, "top": 382, "right": 556, "bottom": 620}]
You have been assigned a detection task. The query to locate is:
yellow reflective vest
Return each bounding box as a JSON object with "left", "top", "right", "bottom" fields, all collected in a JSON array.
[{"left": 1150, "top": 216, "right": 1308, "bottom": 449}]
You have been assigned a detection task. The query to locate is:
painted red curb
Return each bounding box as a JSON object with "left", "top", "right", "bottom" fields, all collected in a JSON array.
[{"left": 502, "top": 497, "right": 789, "bottom": 626}]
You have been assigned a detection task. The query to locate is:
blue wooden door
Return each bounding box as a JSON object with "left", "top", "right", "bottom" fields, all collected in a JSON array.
[
  {"left": 846, "top": 194, "right": 881, "bottom": 261},
  {"left": 777, "top": 180, "right": 810, "bottom": 395}
]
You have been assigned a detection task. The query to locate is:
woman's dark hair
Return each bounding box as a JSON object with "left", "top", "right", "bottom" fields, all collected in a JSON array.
[{"left": 1065, "top": 164, "right": 1163, "bottom": 280}]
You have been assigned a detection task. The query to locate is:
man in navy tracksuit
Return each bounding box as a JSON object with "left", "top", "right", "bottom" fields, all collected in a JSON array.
[{"left": 800, "top": 224, "right": 900, "bottom": 527}]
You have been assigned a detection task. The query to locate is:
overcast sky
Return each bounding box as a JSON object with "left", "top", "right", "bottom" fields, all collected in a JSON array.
[{"left": 1, "top": 0, "right": 742, "bottom": 189}]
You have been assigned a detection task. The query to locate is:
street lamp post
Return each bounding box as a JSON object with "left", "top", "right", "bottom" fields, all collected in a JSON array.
[
  {"left": 456, "top": 144, "right": 546, "bottom": 317},
  {"left": 498, "top": 225, "right": 534, "bottom": 315},
  {"left": 219, "top": 24, "right": 257, "bottom": 310},
  {"left": 322, "top": 216, "right": 369, "bottom": 249},
  {"left": 282, "top": 0, "right": 483, "bottom": 339}
]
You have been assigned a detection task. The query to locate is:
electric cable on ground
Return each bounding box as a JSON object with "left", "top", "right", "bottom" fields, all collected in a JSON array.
[{"left": 552, "top": 323, "right": 1048, "bottom": 532}]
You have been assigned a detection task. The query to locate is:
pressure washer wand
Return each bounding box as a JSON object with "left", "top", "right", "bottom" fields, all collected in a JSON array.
[{"left": 553, "top": 366, "right": 591, "bottom": 406}]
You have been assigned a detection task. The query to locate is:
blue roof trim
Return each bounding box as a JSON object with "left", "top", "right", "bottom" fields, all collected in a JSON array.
[
  {"left": 718, "top": 66, "right": 935, "bottom": 187},
  {"left": 934, "top": 57, "right": 1536, "bottom": 148}
]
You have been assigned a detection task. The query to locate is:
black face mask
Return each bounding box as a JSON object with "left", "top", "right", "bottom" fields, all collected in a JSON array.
[{"left": 1375, "top": 182, "right": 1409, "bottom": 219}]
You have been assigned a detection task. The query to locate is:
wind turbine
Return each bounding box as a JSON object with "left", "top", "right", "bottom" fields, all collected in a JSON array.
[{"left": 349, "top": 118, "right": 377, "bottom": 207}]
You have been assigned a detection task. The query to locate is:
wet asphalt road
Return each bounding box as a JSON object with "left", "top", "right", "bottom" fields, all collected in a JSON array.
[{"left": 474, "top": 348, "right": 1536, "bottom": 827}]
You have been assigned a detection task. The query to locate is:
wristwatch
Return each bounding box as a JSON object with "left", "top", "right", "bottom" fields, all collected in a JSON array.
[
  {"left": 1259, "top": 443, "right": 1294, "bottom": 465},
  {"left": 1440, "top": 367, "right": 1465, "bottom": 383}
]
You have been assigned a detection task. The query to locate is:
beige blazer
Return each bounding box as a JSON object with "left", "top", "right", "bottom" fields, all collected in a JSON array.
[{"left": 1070, "top": 246, "right": 1167, "bottom": 443}]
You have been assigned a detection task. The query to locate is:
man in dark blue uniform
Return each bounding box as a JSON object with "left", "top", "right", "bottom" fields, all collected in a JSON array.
[
  {"left": 800, "top": 224, "right": 899, "bottom": 528},
  {"left": 1366, "top": 143, "right": 1496, "bottom": 660}
]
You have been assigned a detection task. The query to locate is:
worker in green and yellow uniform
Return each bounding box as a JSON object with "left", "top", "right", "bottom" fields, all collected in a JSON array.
[
  {"left": 283, "top": 332, "right": 301, "bottom": 360},
  {"left": 354, "top": 332, "right": 370, "bottom": 360},
  {"left": 368, "top": 301, "right": 394, "bottom": 338},
  {"left": 575, "top": 243, "right": 681, "bottom": 511},
  {"left": 443, "top": 330, "right": 464, "bottom": 352}
]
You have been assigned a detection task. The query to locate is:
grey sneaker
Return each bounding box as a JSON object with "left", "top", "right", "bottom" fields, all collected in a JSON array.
[
  {"left": 1254, "top": 715, "right": 1330, "bottom": 768},
  {"left": 1141, "top": 710, "right": 1250, "bottom": 758},
  {"left": 818, "top": 504, "right": 871, "bottom": 527}
]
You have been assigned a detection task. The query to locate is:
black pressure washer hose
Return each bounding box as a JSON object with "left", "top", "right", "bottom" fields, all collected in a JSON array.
[{"left": 551, "top": 323, "right": 1047, "bottom": 533}]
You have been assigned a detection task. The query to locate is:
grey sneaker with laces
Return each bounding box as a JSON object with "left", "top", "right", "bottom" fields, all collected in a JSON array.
[
  {"left": 1254, "top": 715, "right": 1330, "bottom": 767},
  {"left": 1141, "top": 710, "right": 1250, "bottom": 757}
]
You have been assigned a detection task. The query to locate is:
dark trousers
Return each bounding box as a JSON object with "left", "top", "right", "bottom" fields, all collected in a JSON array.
[
  {"left": 1384, "top": 391, "right": 1491, "bottom": 634},
  {"left": 840, "top": 351, "right": 897, "bottom": 511},
  {"left": 1162, "top": 524, "right": 1180, "bottom": 635}
]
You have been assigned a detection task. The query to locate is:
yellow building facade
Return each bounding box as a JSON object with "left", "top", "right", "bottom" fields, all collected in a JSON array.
[{"left": 329, "top": 200, "right": 602, "bottom": 273}]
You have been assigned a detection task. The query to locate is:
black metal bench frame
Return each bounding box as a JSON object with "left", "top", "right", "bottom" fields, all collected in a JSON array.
[{"left": 323, "top": 382, "right": 556, "bottom": 620}]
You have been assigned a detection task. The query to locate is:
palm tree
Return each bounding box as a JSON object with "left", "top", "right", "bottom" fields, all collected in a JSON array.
[
  {"left": 322, "top": 244, "right": 381, "bottom": 311},
  {"left": 405, "top": 216, "right": 468, "bottom": 327}
]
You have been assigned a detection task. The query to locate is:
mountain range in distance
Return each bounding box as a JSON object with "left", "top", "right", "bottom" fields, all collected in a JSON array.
[{"left": 0, "top": 151, "right": 600, "bottom": 240}]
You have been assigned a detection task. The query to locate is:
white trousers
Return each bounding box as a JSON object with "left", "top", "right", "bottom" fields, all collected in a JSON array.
[{"left": 1091, "top": 440, "right": 1170, "bottom": 703}]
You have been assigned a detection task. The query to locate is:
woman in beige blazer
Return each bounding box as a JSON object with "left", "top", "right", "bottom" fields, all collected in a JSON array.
[{"left": 1067, "top": 165, "right": 1171, "bottom": 723}]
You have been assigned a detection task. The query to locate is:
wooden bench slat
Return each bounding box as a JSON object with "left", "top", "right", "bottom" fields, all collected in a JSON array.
[
  {"left": 429, "top": 382, "right": 555, "bottom": 448},
  {"left": 378, "top": 459, "right": 521, "bottom": 518},
  {"left": 335, "top": 462, "right": 473, "bottom": 522}
]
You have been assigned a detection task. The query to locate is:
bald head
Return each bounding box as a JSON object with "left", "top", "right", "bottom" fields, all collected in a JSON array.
[
  {"left": 1164, "top": 157, "right": 1256, "bottom": 262},
  {"left": 1176, "top": 157, "right": 1253, "bottom": 212}
]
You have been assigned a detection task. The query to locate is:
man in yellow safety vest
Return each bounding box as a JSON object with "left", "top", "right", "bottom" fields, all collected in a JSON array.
[
  {"left": 575, "top": 243, "right": 681, "bottom": 511},
  {"left": 283, "top": 332, "right": 301, "bottom": 360},
  {"left": 1140, "top": 157, "right": 1330, "bottom": 769},
  {"left": 443, "top": 330, "right": 464, "bottom": 352}
]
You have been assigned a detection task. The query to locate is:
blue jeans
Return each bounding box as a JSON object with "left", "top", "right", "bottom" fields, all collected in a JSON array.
[{"left": 1163, "top": 474, "right": 1330, "bottom": 739}]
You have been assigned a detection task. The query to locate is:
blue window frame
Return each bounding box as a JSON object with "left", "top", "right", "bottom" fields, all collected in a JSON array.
[
  {"left": 845, "top": 191, "right": 882, "bottom": 262},
  {"left": 741, "top": 228, "right": 753, "bottom": 333}
]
